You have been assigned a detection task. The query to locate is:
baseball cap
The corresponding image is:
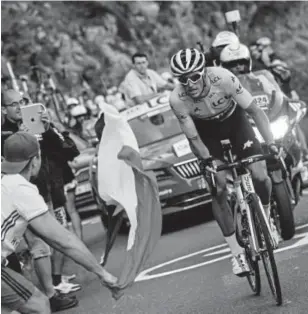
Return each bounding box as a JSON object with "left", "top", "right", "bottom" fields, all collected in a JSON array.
[{"left": 2, "top": 132, "right": 40, "bottom": 174}]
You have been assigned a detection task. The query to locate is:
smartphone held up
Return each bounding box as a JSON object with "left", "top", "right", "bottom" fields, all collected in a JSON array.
[{"left": 20, "top": 103, "right": 47, "bottom": 135}]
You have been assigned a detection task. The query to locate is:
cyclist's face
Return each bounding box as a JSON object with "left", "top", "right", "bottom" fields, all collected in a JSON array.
[
  {"left": 2, "top": 90, "right": 24, "bottom": 122},
  {"left": 133, "top": 57, "right": 148, "bottom": 75}
]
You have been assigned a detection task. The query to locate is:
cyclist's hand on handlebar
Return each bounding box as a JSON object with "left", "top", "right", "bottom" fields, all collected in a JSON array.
[
  {"left": 268, "top": 143, "right": 283, "bottom": 158},
  {"left": 199, "top": 157, "right": 217, "bottom": 174}
]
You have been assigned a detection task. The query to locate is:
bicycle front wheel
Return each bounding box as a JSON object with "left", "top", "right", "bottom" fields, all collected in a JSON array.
[{"left": 248, "top": 193, "right": 282, "bottom": 306}]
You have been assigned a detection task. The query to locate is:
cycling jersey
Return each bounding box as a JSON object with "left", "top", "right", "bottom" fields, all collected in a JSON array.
[
  {"left": 237, "top": 69, "right": 284, "bottom": 118},
  {"left": 169, "top": 67, "right": 262, "bottom": 160},
  {"left": 170, "top": 67, "right": 254, "bottom": 122}
]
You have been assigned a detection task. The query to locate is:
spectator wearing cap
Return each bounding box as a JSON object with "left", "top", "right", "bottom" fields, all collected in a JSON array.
[
  {"left": 122, "top": 52, "right": 175, "bottom": 107},
  {"left": 1, "top": 89, "right": 79, "bottom": 309},
  {"left": 1, "top": 132, "right": 117, "bottom": 314}
]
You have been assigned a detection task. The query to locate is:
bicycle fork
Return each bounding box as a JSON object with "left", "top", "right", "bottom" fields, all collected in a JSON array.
[{"left": 237, "top": 172, "right": 277, "bottom": 253}]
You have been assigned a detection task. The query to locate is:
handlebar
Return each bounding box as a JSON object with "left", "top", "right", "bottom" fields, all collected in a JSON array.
[{"left": 202, "top": 153, "right": 280, "bottom": 197}]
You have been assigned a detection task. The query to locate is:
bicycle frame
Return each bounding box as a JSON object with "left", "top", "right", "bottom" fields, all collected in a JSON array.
[{"left": 209, "top": 139, "right": 277, "bottom": 258}]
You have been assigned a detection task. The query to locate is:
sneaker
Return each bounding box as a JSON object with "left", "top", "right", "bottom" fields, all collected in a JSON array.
[
  {"left": 49, "top": 291, "right": 78, "bottom": 312},
  {"left": 62, "top": 274, "right": 76, "bottom": 283},
  {"left": 54, "top": 281, "right": 81, "bottom": 294},
  {"left": 269, "top": 218, "right": 280, "bottom": 249},
  {"left": 231, "top": 253, "right": 250, "bottom": 277}
]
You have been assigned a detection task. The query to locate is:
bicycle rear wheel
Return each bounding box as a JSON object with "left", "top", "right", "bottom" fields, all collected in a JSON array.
[{"left": 249, "top": 193, "right": 282, "bottom": 305}]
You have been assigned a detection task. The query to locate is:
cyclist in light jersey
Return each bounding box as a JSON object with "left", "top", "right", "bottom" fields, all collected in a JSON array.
[
  {"left": 220, "top": 43, "right": 308, "bottom": 159},
  {"left": 220, "top": 43, "right": 285, "bottom": 121},
  {"left": 169, "top": 48, "right": 279, "bottom": 277}
]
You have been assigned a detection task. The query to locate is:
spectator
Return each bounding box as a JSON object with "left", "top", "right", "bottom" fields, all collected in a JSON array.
[
  {"left": 122, "top": 52, "right": 175, "bottom": 106},
  {"left": 1, "top": 132, "right": 117, "bottom": 314},
  {"left": 1, "top": 90, "right": 79, "bottom": 308},
  {"left": 65, "top": 97, "right": 87, "bottom": 134},
  {"left": 1, "top": 90, "right": 77, "bottom": 311},
  {"left": 249, "top": 37, "right": 293, "bottom": 97},
  {"left": 81, "top": 90, "right": 96, "bottom": 117}
]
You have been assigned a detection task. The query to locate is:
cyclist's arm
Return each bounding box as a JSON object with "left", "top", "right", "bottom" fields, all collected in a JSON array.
[
  {"left": 245, "top": 100, "right": 275, "bottom": 144},
  {"left": 170, "top": 98, "right": 210, "bottom": 159},
  {"left": 223, "top": 71, "right": 275, "bottom": 145}
]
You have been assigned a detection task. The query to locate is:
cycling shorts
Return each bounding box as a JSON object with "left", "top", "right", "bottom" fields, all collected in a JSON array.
[{"left": 193, "top": 106, "right": 263, "bottom": 161}]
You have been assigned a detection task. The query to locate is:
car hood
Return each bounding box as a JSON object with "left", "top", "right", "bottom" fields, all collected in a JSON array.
[
  {"left": 140, "top": 134, "right": 195, "bottom": 170},
  {"left": 71, "top": 135, "right": 196, "bottom": 171}
]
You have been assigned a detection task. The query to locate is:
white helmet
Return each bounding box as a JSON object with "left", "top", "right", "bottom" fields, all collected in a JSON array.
[
  {"left": 212, "top": 31, "right": 239, "bottom": 48},
  {"left": 67, "top": 97, "right": 79, "bottom": 106},
  {"left": 220, "top": 43, "right": 252, "bottom": 72},
  {"left": 170, "top": 48, "right": 205, "bottom": 77}
]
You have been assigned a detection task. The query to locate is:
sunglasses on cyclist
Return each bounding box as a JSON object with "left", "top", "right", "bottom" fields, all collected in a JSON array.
[
  {"left": 179, "top": 70, "right": 204, "bottom": 85},
  {"left": 5, "top": 99, "right": 26, "bottom": 108},
  {"left": 222, "top": 59, "right": 248, "bottom": 69}
]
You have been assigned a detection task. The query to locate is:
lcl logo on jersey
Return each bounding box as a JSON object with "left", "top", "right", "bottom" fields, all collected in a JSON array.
[
  {"left": 210, "top": 76, "right": 221, "bottom": 85},
  {"left": 211, "top": 94, "right": 229, "bottom": 107}
]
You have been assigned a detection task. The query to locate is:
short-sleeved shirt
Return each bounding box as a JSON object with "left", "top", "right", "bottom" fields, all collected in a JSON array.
[
  {"left": 1, "top": 174, "right": 48, "bottom": 258},
  {"left": 124, "top": 69, "right": 167, "bottom": 103},
  {"left": 238, "top": 69, "right": 284, "bottom": 114},
  {"left": 170, "top": 67, "right": 254, "bottom": 127}
]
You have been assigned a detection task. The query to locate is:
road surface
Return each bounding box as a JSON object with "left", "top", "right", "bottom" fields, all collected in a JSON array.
[{"left": 63, "top": 192, "right": 308, "bottom": 314}]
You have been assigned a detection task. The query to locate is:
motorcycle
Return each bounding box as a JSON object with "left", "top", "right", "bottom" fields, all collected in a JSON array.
[{"left": 251, "top": 97, "right": 307, "bottom": 240}]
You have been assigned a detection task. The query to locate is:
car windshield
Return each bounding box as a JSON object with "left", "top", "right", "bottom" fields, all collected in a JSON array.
[{"left": 128, "top": 108, "right": 183, "bottom": 148}]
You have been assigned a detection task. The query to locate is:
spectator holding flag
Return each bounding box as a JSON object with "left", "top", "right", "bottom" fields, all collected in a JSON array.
[
  {"left": 94, "top": 103, "right": 162, "bottom": 299},
  {"left": 1, "top": 132, "right": 117, "bottom": 314}
]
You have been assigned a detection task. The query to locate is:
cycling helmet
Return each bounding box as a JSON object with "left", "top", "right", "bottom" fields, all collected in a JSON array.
[
  {"left": 220, "top": 43, "right": 252, "bottom": 73},
  {"left": 212, "top": 31, "right": 239, "bottom": 48},
  {"left": 170, "top": 48, "right": 205, "bottom": 77}
]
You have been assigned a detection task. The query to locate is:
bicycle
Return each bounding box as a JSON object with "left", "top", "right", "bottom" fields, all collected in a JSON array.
[{"left": 203, "top": 139, "right": 283, "bottom": 306}]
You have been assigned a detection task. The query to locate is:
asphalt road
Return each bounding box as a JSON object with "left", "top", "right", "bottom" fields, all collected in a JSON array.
[{"left": 63, "top": 191, "right": 308, "bottom": 314}]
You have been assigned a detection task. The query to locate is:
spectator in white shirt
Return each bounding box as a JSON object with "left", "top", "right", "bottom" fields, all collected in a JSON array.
[
  {"left": 1, "top": 132, "right": 117, "bottom": 314},
  {"left": 123, "top": 52, "right": 175, "bottom": 106}
]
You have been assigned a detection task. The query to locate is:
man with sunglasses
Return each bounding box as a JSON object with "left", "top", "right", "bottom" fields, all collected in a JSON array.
[{"left": 169, "top": 48, "right": 279, "bottom": 277}]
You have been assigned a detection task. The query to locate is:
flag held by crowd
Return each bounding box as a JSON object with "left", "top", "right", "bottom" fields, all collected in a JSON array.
[{"left": 96, "top": 104, "right": 162, "bottom": 299}]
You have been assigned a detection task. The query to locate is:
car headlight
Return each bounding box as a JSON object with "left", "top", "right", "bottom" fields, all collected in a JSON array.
[
  {"left": 253, "top": 115, "right": 289, "bottom": 143},
  {"left": 270, "top": 116, "right": 289, "bottom": 140}
]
